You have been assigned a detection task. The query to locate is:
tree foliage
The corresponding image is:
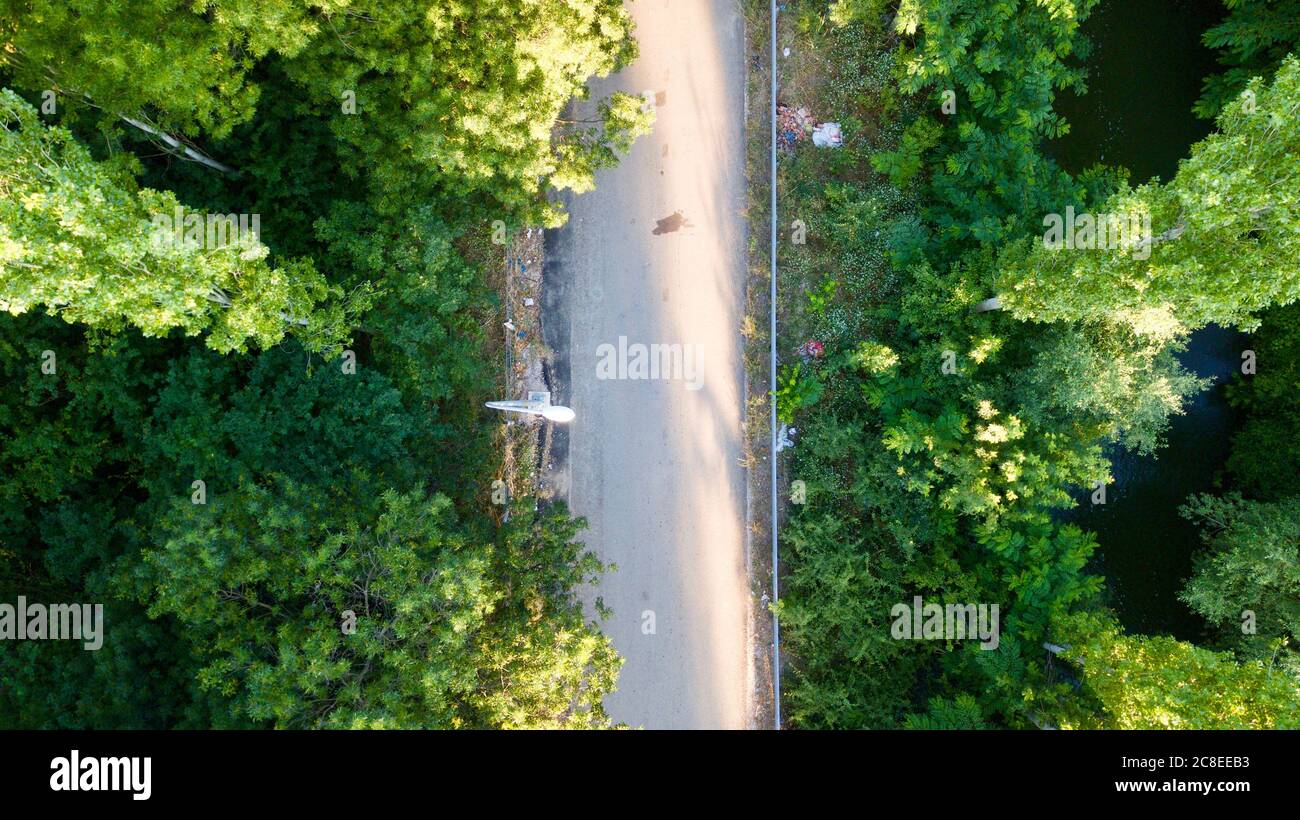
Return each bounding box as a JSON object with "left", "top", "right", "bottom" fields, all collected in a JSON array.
[
  {"left": 0, "top": 0, "right": 637, "bottom": 729},
  {"left": 0, "top": 1, "right": 649, "bottom": 225},
  {"left": 0, "top": 90, "right": 353, "bottom": 354},
  {"left": 775, "top": 0, "right": 1294, "bottom": 730},
  {"left": 0, "top": 0, "right": 324, "bottom": 138},
  {"left": 1180, "top": 494, "right": 1300, "bottom": 676},
  {"left": 1058, "top": 611, "right": 1300, "bottom": 729},
  {"left": 1194, "top": 0, "right": 1300, "bottom": 118},
  {"left": 881, "top": 0, "right": 1098, "bottom": 247},
  {"left": 999, "top": 58, "right": 1300, "bottom": 336}
]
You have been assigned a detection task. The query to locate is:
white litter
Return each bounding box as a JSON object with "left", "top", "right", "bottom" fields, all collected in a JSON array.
[
  {"left": 776, "top": 423, "right": 796, "bottom": 452},
  {"left": 812, "top": 122, "right": 843, "bottom": 148}
]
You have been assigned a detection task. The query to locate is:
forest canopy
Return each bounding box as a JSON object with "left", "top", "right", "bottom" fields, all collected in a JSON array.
[
  {"left": 776, "top": 0, "right": 1299, "bottom": 730},
  {"left": 0, "top": 0, "right": 649, "bottom": 728}
]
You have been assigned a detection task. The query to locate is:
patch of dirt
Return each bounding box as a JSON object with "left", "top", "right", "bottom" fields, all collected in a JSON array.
[{"left": 497, "top": 228, "right": 558, "bottom": 512}]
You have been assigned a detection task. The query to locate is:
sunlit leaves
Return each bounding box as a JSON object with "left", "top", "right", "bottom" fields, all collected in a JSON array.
[
  {"left": 0, "top": 90, "right": 349, "bottom": 354},
  {"left": 1000, "top": 58, "right": 1300, "bottom": 335}
]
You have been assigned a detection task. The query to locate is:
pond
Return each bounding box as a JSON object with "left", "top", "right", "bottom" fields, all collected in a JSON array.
[{"left": 1049, "top": 0, "right": 1243, "bottom": 641}]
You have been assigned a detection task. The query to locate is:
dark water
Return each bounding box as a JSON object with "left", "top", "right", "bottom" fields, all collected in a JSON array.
[
  {"left": 1050, "top": 0, "right": 1244, "bottom": 640},
  {"left": 1053, "top": 0, "right": 1222, "bottom": 184},
  {"left": 1068, "top": 326, "right": 1244, "bottom": 640}
]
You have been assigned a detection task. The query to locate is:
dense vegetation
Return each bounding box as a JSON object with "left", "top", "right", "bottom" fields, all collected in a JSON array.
[
  {"left": 777, "top": 0, "right": 1298, "bottom": 728},
  {"left": 2, "top": 0, "right": 1294, "bottom": 732},
  {"left": 0, "top": 1, "right": 651, "bottom": 728},
  {"left": 1194, "top": 0, "right": 1300, "bottom": 118}
]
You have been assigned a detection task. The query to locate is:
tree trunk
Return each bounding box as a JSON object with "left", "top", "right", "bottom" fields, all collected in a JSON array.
[{"left": 118, "top": 115, "right": 235, "bottom": 173}]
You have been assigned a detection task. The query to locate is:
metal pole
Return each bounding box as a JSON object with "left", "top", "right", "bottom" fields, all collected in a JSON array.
[{"left": 769, "top": 0, "right": 782, "bottom": 731}]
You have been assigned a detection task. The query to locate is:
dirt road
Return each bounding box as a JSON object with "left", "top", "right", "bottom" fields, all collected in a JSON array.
[{"left": 543, "top": 0, "right": 752, "bottom": 729}]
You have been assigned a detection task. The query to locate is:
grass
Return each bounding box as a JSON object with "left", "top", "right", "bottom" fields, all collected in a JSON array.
[
  {"left": 774, "top": 4, "right": 915, "bottom": 358},
  {"left": 742, "top": 0, "right": 925, "bottom": 728}
]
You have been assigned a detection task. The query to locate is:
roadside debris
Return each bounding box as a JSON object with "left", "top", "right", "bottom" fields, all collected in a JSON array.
[
  {"left": 777, "top": 104, "right": 813, "bottom": 151},
  {"left": 776, "top": 423, "right": 797, "bottom": 452},
  {"left": 504, "top": 230, "right": 548, "bottom": 399},
  {"left": 777, "top": 104, "right": 843, "bottom": 151},
  {"left": 797, "top": 339, "right": 825, "bottom": 362},
  {"left": 497, "top": 227, "right": 565, "bottom": 513},
  {"left": 812, "top": 121, "right": 843, "bottom": 148}
]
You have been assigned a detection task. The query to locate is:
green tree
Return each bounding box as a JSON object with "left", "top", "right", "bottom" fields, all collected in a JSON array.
[
  {"left": 882, "top": 0, "right": 1097, "bottom": 246},
  {"left": 0, "top": 0, "right": 637, "bottom": 732},
  {"left": 998, "top": 58, "right": 1300, "bottom": 336},
  {"left": 129, "top": 485, "right": 617, "bottom": 728},
  {"left": 2, "top": 1, "right": 650, "bottom": 224},
  {"left": 1057, "top": 612, "right": 1300, "bottom": 729},
  {"left": 278, "top": 0, "right": 647, "bottom": 223},
  {"left": 1194, "top": 0, "right": 1300, "bottom": 118},
  {"left": 870, "top": 257, "right": 1114, "bottom": 525},
  {"left": 779, "top": 410, "right": 932, "bottom": 729},
  {"left": 1181, "top": 494, "right": 1300, "bottom": 675},
  {"left": 0, "top": 89, "right": 353, "bottom": 353},
  {"left": 552, "top": 91, "right": 656, "bottom": 194},
  {"left": 1010, "top": 322, "right": 1209, "bottom": 456},
  {"left": 132, "top": 482, "right": 489, "bottom": 728},
  {"left": 0, "top": 314, "right": 224, "bottom": 728},
  {"left": 0, "top": 0, "right": 323, "bottom": 138},
  {"left": 904, "top": 694, "right": 987, "bottom": 729},
  {"left": 471, "top": 503, "right": 621, "bottom": 729},
  {"left": 1224, "top": 303, "right": 1300, "bottom": 497}
]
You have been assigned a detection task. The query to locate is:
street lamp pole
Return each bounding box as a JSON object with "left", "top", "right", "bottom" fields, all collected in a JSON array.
[{"left": 485, "top": 391, "right": 575, "bottom": 423}]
